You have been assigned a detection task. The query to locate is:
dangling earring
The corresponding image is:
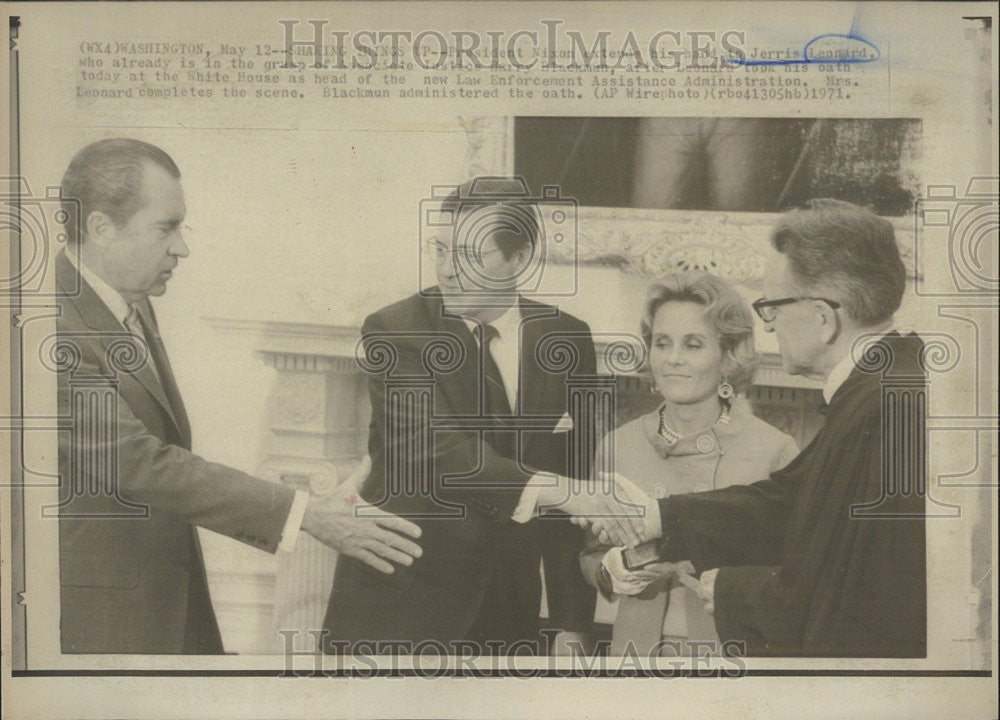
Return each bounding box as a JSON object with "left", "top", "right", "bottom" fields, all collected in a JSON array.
[
  {"left": 717, "top": 375, "right": 734, "bottom": 400},
  {"left": 649, "top": 381, "right": 659, "bottom": 395}
]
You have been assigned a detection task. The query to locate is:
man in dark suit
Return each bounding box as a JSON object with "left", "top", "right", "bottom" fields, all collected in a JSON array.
[
  {"left": 323, "top": 178, "right": 643, "bottom": 655},
  {"left": 55, "top": 138, "right": 423, "bottom": 654}
]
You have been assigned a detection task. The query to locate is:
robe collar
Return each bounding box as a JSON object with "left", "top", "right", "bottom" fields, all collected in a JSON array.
[{"left": 823, "top": 326, "right": 897, "bottom": 404}]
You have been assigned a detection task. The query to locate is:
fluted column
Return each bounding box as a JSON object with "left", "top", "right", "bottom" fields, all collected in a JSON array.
[{"left": 255, "top": 323, "right": 368, "bottom": 651}]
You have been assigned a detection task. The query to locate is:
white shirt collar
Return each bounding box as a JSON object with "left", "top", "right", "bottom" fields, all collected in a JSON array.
[
  {"left": 66, "top": 249, "right": 131, "bottom": 327},
  {"left": 462, "top": 300, "right": 522, "bottom": 411},
  {"left": 823, "top": 327, "right": 897, "bottom": 404},
  {"left": 461, "top": 299, "right": 521, "bottom": 340}
]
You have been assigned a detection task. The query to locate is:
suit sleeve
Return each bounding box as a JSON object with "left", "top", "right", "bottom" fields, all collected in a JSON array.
[
  {"left": 540, "top": 325, "right": 598, "bottom": 631},
  {"left": 773, "top": 434, "right": 801, "bottom": 473},
  {"left": 58, "top": 344, "right": 296, "bottom": 554},
  {"left": 705, "top": 396, "right": 925, "bottom": 657},
  {"left": 361, "top": 311, "right": 534, "bottom": 521},
  {"left": 658, "top": 467, "right": 801, "bottom": 572}
]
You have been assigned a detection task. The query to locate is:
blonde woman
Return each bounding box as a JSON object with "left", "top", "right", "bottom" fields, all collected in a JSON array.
[{"left": 580, "top": 271, "right": 798, "bottom": 657}]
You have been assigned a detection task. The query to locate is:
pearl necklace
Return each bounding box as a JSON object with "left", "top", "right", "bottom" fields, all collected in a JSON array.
[{"left": 657, "top": 404, "right": 731, "bottom": 446}]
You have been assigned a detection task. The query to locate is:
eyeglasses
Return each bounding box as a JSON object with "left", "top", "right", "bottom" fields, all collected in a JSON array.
[
  {"left": 425, "top": 240, "right": 503, "bottom": 265},
  {"left": 752, "top": 296, "right": 841, "bottom": 322}
]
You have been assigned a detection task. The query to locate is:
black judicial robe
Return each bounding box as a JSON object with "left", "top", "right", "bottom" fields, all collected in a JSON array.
[{"left": 659, "top": 332, "right": 926, "bottom": 657}]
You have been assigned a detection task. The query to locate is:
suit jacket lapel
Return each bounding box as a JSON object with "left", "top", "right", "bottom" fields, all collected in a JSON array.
[
  {"left": 136, "top": 301, "right": 193, "bottom": 449},
  {"left": 426, "top": 293, "right": 481, "bottom": 416},
  {"left": 424, "top": 292, "right": 565, "bottom": 458},
  {"left": 517, "top": 298, "right": 562, "bottom": 456},
  {"left": 517, "top": 297, "right": 561, "bottom": 412},
  {"left": 56, "top": 253, "right": 185, "bottom": 442}
]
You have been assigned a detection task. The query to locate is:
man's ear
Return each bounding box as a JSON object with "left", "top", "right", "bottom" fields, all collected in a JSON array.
[
  {"left": 815, "top": 301, "right": 841, "bottom": 345},
  {"left": 84, "top": 210, "right": 117, "bottom": 247}
]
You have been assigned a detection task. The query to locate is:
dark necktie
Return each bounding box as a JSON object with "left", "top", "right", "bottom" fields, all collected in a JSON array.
[{"left": 475, "top": 323, "right": 513, "bottom": 455}]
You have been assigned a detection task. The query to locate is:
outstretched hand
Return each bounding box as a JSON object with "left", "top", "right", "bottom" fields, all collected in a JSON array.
[{"left": 301, "top": 456, "right": 423, "bottom": 574}]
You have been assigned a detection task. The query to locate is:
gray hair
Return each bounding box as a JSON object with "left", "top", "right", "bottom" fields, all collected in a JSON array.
[
  {"left": 770, "top": 198, "right": 905, "bottom": 326},
  {"left": 61, "top": 138, "right": 180, "bottom": 245}
]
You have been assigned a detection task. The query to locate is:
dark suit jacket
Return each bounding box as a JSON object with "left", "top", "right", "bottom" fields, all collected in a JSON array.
[
  {"left": 660, "top": 332, "right": 926, "bottom": 657},
  {"left": 55, "top": 253, "right": 295, "bottom": 653},
  {"left": 324, "top": 289, "right": 597, "bottom": 648}
]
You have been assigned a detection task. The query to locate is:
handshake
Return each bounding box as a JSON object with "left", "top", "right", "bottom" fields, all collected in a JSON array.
[
  {"left": 534, "top": 471, "right": 661, "bottom": 548},
  {"left": 300, "top": 461, "right": 659, "bottom": 574},
  {"left": 301, "top": 462, "right": 720, "bottom": 615}
]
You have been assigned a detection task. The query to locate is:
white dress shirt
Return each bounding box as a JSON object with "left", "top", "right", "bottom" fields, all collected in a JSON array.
[
  {"left": 65, "top": 251, "right": 308, "bottom": 551},
  {"left": 463, "top": 301, "right": 550, "bottom": 523},
  {"left": 463, "top": 302, "right": 521, "bottom": 411}
]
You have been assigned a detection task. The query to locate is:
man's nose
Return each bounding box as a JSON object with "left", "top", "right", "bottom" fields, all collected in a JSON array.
[
  {"left": 763, "top": 321, "right": 775, "bottom": 334},
  {"left": 169, "top": 231, "right": 190, "bottom": 258}
]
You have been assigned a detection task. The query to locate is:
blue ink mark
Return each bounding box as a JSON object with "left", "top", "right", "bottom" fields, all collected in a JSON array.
[{"left": 728, "top": 32, "right": 881, "bottom": 66}]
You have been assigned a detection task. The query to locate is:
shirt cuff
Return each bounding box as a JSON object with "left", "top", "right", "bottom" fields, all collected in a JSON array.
[
  {"left": 640, "top": 493, "right": 662, "bottom": 543},
  {"left": 510, "top": 473, "right": 548, "bottom": 523},
  {"left": 277, "top": 490, "right": 310, "bottom": 552}
]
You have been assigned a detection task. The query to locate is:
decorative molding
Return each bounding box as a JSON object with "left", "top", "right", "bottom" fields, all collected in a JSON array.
[
  {"left": 274, "top": 374, "right": 325, "bottom": 425},
  {"left": 203, "top": 316, "right": 364, "bottom": 369},
  {"left": 552, "top": 205, "right": 916, "bottom": 283},
  {"left": 560, "top": 208, "right": 772, "bottom": 284}
]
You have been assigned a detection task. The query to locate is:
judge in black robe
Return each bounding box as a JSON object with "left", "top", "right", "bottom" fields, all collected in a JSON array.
[
  {"left": 659, "top": 331, "right": 926, "bottom": 657},
  {"left": 601, "top": 199, "right": 927, "bottom": 658}
]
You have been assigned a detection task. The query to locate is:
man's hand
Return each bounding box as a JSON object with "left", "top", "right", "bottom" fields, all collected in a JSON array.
[
  {"left": 537, "top": 473, "right": 648, "bottom": 547},
  {"left": 301, "top": 457, "right": 423, "bottom": 574},
  {"left": 697, "top": 568, "right": 720, "bottom": 616},
  {"left": 557, "top": 472, "right": 660, "bottom": 547}
]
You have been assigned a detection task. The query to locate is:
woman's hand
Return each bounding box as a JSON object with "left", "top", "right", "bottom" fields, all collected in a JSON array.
[
  {"left": 602, "top": 550, "right": 699, "bottom": 597},
  {"left": 697, "top": 568, "right": 719, "bottom": 615},
  {"left": 628, "top": 559, "right": 696, "bottom": 586},
  {"left": 600, "top": 547, "right": 656, "bottom": 596}
]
